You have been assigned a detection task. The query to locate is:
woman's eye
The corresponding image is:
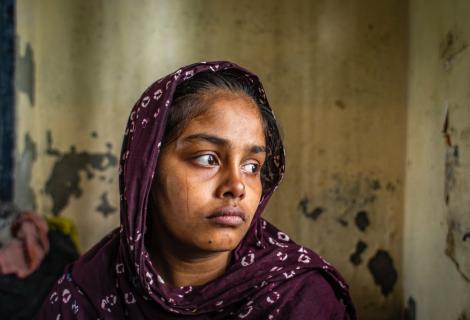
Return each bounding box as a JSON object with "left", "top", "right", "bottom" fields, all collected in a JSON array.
[
  {"left": 242, "top": 163, "right": 260, "bottom": 174},
  {"left": 194, "top": 154, "right": 219, "bottom": 166}
]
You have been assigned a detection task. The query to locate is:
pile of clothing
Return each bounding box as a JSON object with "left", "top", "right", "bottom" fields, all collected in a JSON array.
[{"left": 0, "top": 202, "right": 79, "bottom": 319}]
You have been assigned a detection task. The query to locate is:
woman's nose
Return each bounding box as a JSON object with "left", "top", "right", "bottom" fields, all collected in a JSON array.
[{"left": 216, "top": 166, "right": 245, "bottom": 200}]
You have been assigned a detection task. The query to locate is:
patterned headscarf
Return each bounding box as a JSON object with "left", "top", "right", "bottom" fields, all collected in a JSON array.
[{"left": 38, "top": 61, "right": 356, "bottom": 319}]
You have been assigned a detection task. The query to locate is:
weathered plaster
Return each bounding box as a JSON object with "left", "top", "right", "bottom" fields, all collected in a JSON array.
[
  {"left": 404, "top": 0, "right": 470, "bottom": 318},
  {"left": 14, "top": 133, "right": 37, "bottom": 210}
]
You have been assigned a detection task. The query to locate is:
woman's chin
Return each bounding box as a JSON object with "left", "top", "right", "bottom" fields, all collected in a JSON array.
[{"left": 196, "top": 232, "right": 243, "bottom": 253}]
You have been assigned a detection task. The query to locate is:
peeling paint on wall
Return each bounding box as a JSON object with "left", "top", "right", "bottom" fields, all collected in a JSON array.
[
  {"left": 15, "top": 41, "right": 35, "bottom": 106},
  {"left": 14, "top": 133, "right": 37, "bottom": 210},
  {"left": 354, "top": 210, "right": 370, "bottom": 232},
  {"left": 445, "top": 220, "right": 470, "bottom": 282},
  {"left": 439, "top": 29, "right": 468, "bottom": 70},
  {"left": 443, "top": 104, "right": 459, "bottom": 205},
  {"left": 96, "top": 192, "right": 116, "bottom": 217},
  {"left": 442, "top": 104, "right": 470, "bottom": 282},
  {"left": 308, "top": 173, "right": 396, "bottom": 228},
  {"left": 349, "top": 240, "right": 367, "bottom": 266},
  {"left": 298, "top": 197, "right": 325, "bottom": 220},
  {"left": 368, "top": 249, "right": 398, "bottom": 296},
  {"left": 44, "top": 130, "right": 118, "bottom": 215}
]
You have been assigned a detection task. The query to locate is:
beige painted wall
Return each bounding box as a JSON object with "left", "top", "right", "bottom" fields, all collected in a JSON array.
[
  {"left": 15, "top": 1, "right": 408, "bottom": 318},
  {"left": 404, "top": 0, "right": 470, "bottom": 319}
]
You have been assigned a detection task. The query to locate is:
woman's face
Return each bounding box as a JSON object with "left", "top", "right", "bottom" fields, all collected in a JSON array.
[{"left": 151, "top": 91, "right": 266, "bottom": 255}]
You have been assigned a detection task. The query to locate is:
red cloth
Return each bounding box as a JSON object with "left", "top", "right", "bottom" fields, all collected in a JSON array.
[{"left": 0, "top": 213, "right": 49, "bottom": 278}]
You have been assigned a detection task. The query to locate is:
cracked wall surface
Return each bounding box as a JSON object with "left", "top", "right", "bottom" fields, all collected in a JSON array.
[{"left": 14, "top": 1, "right": 408, "bottom": 318}]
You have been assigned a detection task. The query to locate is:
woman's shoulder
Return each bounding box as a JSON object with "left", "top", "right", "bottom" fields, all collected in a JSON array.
[
  {"left": 260, "top": 220, "right": 355, "bottom": 319},
  {"left": 36, "top": 267, "right": 97, "bottom": 319},
  {"left": 36, "top": 229, "right": 121, "bottom": 319},
  {"left": 272, "top": 268, "right": 353, "bottom": 320}
]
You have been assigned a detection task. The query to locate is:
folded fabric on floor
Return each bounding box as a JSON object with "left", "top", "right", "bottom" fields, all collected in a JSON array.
[{"left": 0, "top": 212, "right": 49, "bottom": 278}]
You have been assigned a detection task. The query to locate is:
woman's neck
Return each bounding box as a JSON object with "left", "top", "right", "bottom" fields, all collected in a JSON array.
[{"left": 148, "top": 230, "right": 231, "bottom": 287}]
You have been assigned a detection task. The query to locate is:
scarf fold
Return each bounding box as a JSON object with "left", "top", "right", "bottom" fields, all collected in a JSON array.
[{"left": 38, "top": 61, "right": 356, "bottom": 319}]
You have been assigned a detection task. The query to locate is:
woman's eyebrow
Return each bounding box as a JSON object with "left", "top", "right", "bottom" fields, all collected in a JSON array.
[
  {"left": 250, "top": 145, "right": 267, "bottom": 154},
  {"left": 183, "top": 133, "right": 266, "bottom": 153},
  {"left": 183, "top": 133, "right": 228, "bottom": 146}
]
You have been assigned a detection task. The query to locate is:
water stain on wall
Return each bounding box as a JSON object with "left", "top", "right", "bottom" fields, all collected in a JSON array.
[
  {"left": 298, "top": 197, "right": 325, "bottom": 220},
  {"left": 334, "top": 99, "right": 346, "bottom": 110},
  {"left": 44, "top": 130, "right": 118, "bottom": 215},
  {"left": 327, "top": 174, "right": 384, "bottom": 227},
  {"left": 355, "top": 210, "right": 370, "bottom": 232},
  {"left": 96, "top": 192, "right": 116, "bottom": 217},
  {"left": 463, "top": 232, "right": 470, "bottom": 241},
  {"left": 349, "top": 240, "right": 368, "bottom": 266},
  {"left": 445, "top": 220, "right": 470, "bottom": 283},
  {"left": 367, "top": 249, "right": 398, "bottom": 296},
  {"left": 439, "top": 29, "right": 468, "bottom": 70}
]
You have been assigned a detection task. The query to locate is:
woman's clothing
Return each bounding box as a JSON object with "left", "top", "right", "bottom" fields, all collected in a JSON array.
[
  {"left": 0, "top": 212, "right": 49, "bottom": 279},
  {"left": 0, "top": 216, "right": 79, "bottom": 319},
  {"left": 37, "top": 61, "right": 356, "bottom": 319}
]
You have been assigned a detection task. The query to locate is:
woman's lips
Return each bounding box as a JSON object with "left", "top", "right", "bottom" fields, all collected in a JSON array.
[{"left": 207, "top": 207, "right": 246, "bottom": 227}]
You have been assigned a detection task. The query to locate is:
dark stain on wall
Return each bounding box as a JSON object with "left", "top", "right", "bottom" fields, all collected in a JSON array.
[
  {"left": 461, "top": 126, "right": 470, "bottom": 140},
  {"left": 458, "top": 312, "right": 468, "bottom": 320},
  {"left": 355, "top": 210, "right": 370, "bottom": 232},
  {"left": 44, "top": 130, "right": 118, "bottom": 215},
  {"left": 442, "top": 106, "right": 459, "bottom": 205},
  {"left": 349, "top": 240, "right": 367, "bottom": 266},
  {"left": 440, "top": 30, "right": 468, "bottom": 70},
  {"left": 329, "top": 174, "right": 380, "bottom": 227},
  {"left": 445, "top": 221, "right": 470, "bottom": 282},
  {"left": 91, "top": 131, "right": 98, "bottom": 138},
  {"left": 442, "top": 106, "right": 470, "bottom": 282},
  {"left": 369, "top": 179, "right": 381, "bottom": 191},
  {"left": 14, "top": 133, "right": 37, "bottom": 210},
  {"left": 385, "top": 182, "right": 396, "bottom": 192},
  {"left": 463, "top": 232, "right": 470, "bottom": 241},
  {"left": 337, "top": 218, "right": 348, "bottom": 227},
  {"left": 367, "top": 249, "right": 398, "bottom": 296},
  {"left": 445, "top": 145, "right": 459, "bottom": 205},
  {"left": 96, "top": 192, "right": 116, "bottom": 217},
  {"left": 298, "top": 197, "right": 325, "bottom": 220},
  {"left": 334, "top": 99, "right": 346, "bottom": 110},
  {"left": 16, "top": 42, "right": 35, "bottom": 106},
  {"left": 403, "top": 297, "right": 416, "bottom": 320}
]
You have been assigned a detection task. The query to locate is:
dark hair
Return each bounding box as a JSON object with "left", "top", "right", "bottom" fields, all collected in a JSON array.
[{"left": 162, "top": 69, "right": 281, "bottom": 190}]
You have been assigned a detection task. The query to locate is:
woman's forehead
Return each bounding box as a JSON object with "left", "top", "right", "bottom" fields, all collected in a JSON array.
[{"left": 177, "top": 95, "right": 265, "bottom": 147}]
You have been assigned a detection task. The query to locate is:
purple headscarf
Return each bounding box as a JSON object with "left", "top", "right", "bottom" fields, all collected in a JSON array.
[{"left": 38, "top": 61, "right": 356, "bottom": 319}]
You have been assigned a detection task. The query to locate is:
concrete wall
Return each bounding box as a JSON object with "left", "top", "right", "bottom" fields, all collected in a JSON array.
[
  {"left": 15, "top": 1, "right": 408, "bottom": 318},
  {"left": 404, "top": 0, "right": 470, "bottom": 319}
]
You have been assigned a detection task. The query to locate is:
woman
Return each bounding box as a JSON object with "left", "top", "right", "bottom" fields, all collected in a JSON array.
[{"left": 38, "top": 61, "right": 356, "bottom": 319}]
